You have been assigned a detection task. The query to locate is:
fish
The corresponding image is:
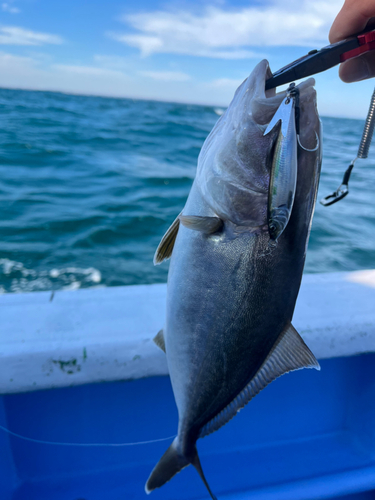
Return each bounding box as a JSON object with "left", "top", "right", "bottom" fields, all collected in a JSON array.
[{"left": 147, "top": 59, "right": 322, "bottom": 499}]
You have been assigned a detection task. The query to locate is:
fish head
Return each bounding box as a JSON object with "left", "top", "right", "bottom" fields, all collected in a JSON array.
[{"left": 196, "top": 59, "right": 320, "bottom": 228}]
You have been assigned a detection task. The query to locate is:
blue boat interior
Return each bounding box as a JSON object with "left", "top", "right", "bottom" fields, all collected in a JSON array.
[{"left": 1, "top": 354, "right": 375, "bottom": 500}]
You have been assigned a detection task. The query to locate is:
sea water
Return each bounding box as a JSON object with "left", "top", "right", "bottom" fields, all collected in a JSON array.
[{"left": 0, "top": 88, "right": 374, "bottom": 293}]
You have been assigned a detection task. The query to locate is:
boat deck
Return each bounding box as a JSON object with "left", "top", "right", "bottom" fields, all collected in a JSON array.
[
  {"left": 1, "top": 354, "right": 375, "bottom": 499},
  {"left": 1, "top": 270, "right": 375, "bottom": 499}
]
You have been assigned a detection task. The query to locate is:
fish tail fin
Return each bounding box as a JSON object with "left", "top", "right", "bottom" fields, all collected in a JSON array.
[
  {"left": 145, "top": 438, "right": 189, "bottom": 494},
  {"left": 191, "top": 448, "right": 218, "bottom": 500},
  {"left": 145, "top": 438, "right": 217, "bottom": 500}
]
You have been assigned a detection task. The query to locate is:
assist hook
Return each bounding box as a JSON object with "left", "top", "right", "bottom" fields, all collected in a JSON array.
[{"left": 287, "top": 83, "right": 319, "bottom": 152}]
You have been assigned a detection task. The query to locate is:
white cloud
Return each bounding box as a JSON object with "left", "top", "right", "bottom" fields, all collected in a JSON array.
[
  {"left": 110, "top": 33, "right": 163, "bottom": 57},
  {"left": 111, "top": 29, "right": 262, "bottom": 59},
  {"left": 114, "top": 1, "right": 342, "bottom": 58},
  {"left": 52, "top": 64, "right": 126, "bottom": 78},
  {"left": 0, "top": 51, "right": 39, "bottom": 69},
  {"left": 0, "top": 50, "right": 374, "bottom": 119},
  {"left": 0, "top": 51, "right": 50, "bottom": 86},
  {"left": 2, "top": 2, "right": 20, "bottom": 14},
  {"left": 203, "top": 50, "right": 263, "bottom": 60},
  {"left": 0, "top": 50, "right": 207, "bottom": 103},
  {"left": 93, "top": 54, "right": 129, "bottom": 70},
  {"left": 0, "top": 26, "right": 63, "bottom": 45},
  {"left": 0, "top": 51, "right": 138, "bottom": 99},
  {"left": 209, "top": 77, "right": 244, "bottom": 89},
  {"left": 139, "top": 70, "right": 191, "bottom": 82}
]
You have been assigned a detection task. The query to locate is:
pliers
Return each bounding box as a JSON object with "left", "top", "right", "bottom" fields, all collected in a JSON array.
[{"left": 266, "top": 27, "right": 375, "bottom": 90}]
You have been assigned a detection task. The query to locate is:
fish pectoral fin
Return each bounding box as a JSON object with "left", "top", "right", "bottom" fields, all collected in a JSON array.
[
  {"left": 179, "top": 215, "right": 223, "bottom": 234},
  {"left": 153, "top": 214, "right": 181, "bottom": 265},
  {"left": 153, "top": 329, "right": 166, "bottom": 353},
  {"left": 200, "top": 323, "right": 319, "bottom": 439}
]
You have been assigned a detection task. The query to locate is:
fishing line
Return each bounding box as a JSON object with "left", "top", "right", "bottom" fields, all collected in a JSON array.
[{"left": 0, "top": 423, "right": 175, "bottom": 447}]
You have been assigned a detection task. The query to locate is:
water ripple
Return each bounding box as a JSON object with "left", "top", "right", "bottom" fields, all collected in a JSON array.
[{"left": 0, "top": 87, "right": 374, "bottom": 292}]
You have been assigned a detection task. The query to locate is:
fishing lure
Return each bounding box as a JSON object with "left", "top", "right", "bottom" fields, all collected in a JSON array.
[
  {"left": 264, "top": 84, "right": 298, "bottom": 241},
  {"left": 264, "top": 83, "right": 319, "bottom": 241}
]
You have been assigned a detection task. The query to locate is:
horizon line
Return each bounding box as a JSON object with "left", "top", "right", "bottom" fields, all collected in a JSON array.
[{"left": 0, "top": 84, "right": 364, "bottom": 121}]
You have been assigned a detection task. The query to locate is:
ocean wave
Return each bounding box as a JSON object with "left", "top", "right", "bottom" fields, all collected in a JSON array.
[
  {"left": 0, "top": 259, "right": 102, "bottom": 293},
  {"left": 1, "top": 89, "right": 374, "bottom": 293}
]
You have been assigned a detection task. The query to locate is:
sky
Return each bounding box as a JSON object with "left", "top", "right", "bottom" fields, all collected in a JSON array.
[{"left": 1, "top": 0, "right": 375, "bottom": 118}]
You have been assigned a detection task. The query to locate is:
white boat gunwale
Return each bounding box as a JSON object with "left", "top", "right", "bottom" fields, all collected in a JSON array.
[{"left": 1, "top": 270, "right": 375, "bottom": 395}]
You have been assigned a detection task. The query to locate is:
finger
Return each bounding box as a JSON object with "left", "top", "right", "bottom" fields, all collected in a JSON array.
[
  {"left": 339, "top": 52, "right": 375, "bottom": 82},
  {"left": 329, "top": 0, "right": 375, "bottom": 43}
]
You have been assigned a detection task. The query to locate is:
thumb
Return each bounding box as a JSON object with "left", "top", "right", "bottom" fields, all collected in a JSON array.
[{"left": 339, "top": 52, "right": 375, "bottom": 82}]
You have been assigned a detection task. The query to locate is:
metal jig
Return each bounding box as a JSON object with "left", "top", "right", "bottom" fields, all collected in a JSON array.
[
  {"left": 321, "top": 87, "right": 375, "bottom": 206},
  {"left": 264, "top": 82, "right": 298, "bottom": 242}
]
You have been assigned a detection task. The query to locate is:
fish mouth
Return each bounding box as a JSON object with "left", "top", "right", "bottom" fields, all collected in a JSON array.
[{"left": 249, "top": 59, "right": 316, "bottom": 126}]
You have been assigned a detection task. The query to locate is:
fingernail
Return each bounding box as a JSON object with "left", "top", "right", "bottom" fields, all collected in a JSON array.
[{"left": 340, "top": 58, "right": 370, "bottom": 82}]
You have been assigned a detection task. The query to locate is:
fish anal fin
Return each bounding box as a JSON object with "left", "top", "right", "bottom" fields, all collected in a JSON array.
[
  {"left": 153, "top": 215, "right": 180, "bottom": 265},
  {"left": 179, "top": 215, "right": 223, "bottom": 234},
  {"left": 153, "top": 329, "right": 166, "bottom": 353},
  {"left": 199, "top": 323, "right": 319, "bottom": 438}
]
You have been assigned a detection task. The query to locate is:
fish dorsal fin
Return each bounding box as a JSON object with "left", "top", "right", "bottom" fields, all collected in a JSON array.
[
  {"left": 199, "top": 323, "right": 320, "bottom": 438},
  {"left": 153, "top": 215, "right": 181, "bottom": 265},
  {"left": 153, "top": 329, "right": 166, "bottom": 353},
  {"left": 179, "top": 215, "right": 223, "bottom": 234}
]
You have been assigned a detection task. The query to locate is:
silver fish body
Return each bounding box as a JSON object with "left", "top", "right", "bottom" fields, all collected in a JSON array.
[
  {"left": 147, "top": 60, "right": 322, "bottom": 498},
  {"left": 264, "top": 96, "right": 298, "bottom": 241}
]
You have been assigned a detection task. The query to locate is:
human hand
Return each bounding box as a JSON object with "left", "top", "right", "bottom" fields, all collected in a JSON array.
[{"left": 329, "top": 0, "right": 375, "bottom": 82}]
